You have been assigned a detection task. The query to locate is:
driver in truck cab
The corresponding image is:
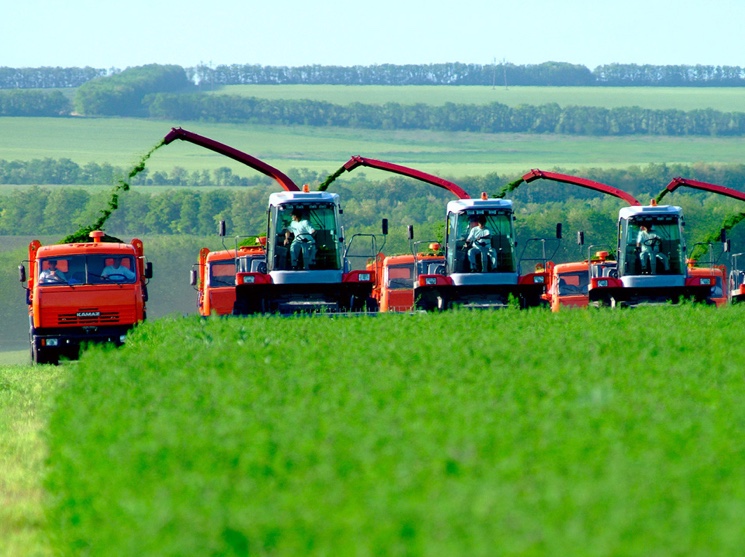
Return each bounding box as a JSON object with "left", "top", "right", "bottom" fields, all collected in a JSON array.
[
  {"left": 102, "top": 257, "right": 136, "bottom": 282},
  {"left": 39, "top": 259, "right": 67, "bottom": 283}
]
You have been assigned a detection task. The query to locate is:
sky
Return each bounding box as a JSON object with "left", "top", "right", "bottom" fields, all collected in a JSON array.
[{"left": 5, "top": 0, "right": 745, "bottom": 70}]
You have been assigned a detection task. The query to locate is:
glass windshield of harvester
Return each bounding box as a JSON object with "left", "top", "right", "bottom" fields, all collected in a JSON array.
[
  {"left": 209, "top": 259, "right": 236, "bottom": 287},
  {"left": 38, "top": 254, "right": 137, "bottom": 285},
  {"left": 619, "top": 216, "right": 684, "bottom": 276},
  {"left": 447, "top": 210, "right": 516, "bottom": 274},
  {"left": 271, "top": 203, "right": 341, "bottom": 271}
]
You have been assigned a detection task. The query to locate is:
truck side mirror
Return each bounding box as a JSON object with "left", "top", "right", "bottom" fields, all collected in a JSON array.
[
  {"left": 407, "top": 225, "right": 414, "bottom": 240},
  {"left": 577, "top": 231, "right": 585, "bottom": 246},
  {"left": 18, "top": 264, "right": 26, "bottom": 283},
  {"left": 382, "top": 218, "right": 389, "bottom": 236},
  {"left": 189, "top": 268, "right": 197, "bottom": 286},
  {"left": 145, "top": 262, "right": 153, "bottom": 279},
  {"left": 556, "top": 223, "right": 563, "bottom": 239},
  {"left": 218, "top": 220, "right": 226, "bottom": 237}
]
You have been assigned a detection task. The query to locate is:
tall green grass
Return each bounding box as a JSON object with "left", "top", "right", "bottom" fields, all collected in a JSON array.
[
  {"left": 0, "top": 363, "right": 67, "bottom": 557},
  {"left": 46, "top": 307, "right": 745, "bottom": 556}
]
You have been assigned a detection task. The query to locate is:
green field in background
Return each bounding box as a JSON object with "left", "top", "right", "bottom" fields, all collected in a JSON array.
[
  {"left": 1, "top": 117, "right": 743, "bottom": 180},
  {"left": 212, "top": 85, "right": 745, "bottom": 112}
]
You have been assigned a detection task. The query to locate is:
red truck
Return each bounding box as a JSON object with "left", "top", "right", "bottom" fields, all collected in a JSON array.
[{"left": 20, "top": 230, "right": 153, "bottom": 364}]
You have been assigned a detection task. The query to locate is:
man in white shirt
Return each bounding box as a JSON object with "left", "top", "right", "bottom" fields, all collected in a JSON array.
[
  {"left": 102, "top": 257, "right": 136, "bottom": 281},
  {"left": 465, "top": 216, "right": 493, "bottom": 272},
  {"left": 284, "top": 210, "right": 316, "bottom": 270}
]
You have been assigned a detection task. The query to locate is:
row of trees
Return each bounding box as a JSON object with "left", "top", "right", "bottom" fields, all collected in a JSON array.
[
  {"left": 3, "top": 64, "right": 745, "bottom": 136},
  {"left": 2, "top": 183, "right": 742, "bottom": 258},
  {"left": 0, "top": 90, "right": 71, "bottom": 116},
  {"left": 0, "top": 66, "right": 109, "bottom": 89},
  {"left": 5, "top": 63, "right": 745, "bottom": 89},
  {"left": 3, "top": 158, "right": 745, "bottom": 199},
  {"left": 6, "top": 88, "right": 744, "bottom": 137},
  {"left": 147, "top": 94, "right": 745, "bottom": 136},
  {"left": 0, "top": 158, "right": 310, "bottom": 187}
]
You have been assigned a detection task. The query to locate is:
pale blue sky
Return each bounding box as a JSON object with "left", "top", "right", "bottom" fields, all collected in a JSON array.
[{"left": 5, "top": 0, "right": 744, "bottom": 70}]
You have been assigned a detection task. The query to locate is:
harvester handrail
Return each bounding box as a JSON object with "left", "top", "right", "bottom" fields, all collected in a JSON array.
[
  {"left": 521, "top": 169, "right": 641, "bottom": 206},
  {"left": 342, "top": 155, "right": 470, "bottom": 199},
  {"left": 163, "top": 127, "right": 300, "bottom": 192}
]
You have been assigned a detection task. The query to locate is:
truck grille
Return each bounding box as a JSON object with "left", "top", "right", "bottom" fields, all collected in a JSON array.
[{"left": 58, "top": 310, "right": 121, "bottom": 325}]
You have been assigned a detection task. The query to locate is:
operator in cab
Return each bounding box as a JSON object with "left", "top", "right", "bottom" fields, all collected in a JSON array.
[
  {"left": 284, "top": 209, "right": 316, "bottom": 270},
  {"left": 464, "top": 215, "right": 494, "bottom": 272}
]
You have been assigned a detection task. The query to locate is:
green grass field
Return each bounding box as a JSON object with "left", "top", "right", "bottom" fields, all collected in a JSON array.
[
  {"left": 212, "top": 85, "right": 745, "bottom": 112},
  {"left": 32, "top": 306, "right": 745, "bottom": 556},
  {"left": 1, "top": 116, "right": 743, "bottom": 180},
  {"left": 0, "top": 362, "right": 66, "bottom": 557}
]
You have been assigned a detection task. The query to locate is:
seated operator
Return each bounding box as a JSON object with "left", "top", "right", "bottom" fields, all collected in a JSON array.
[
  {"left": 101, "top": 257, "right": 136, "bottom": 281},
  {"left": 284, "top": 209, "right": 316, "bottom": 270},
  {"left": 465, "top": 215, "right": 494, "bottom": 272}
]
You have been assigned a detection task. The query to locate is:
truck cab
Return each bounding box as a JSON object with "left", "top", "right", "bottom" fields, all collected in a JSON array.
[
  {"left": 193, "top": 245, "right": 266, "bottom": 316},
  {"left": 20, "top": 231, "right": 152, "bottom": 364}
]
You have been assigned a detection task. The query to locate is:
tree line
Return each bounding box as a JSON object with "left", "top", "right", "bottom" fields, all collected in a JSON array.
[
  {"left": 3, "top": 158, "right": 745, "bottom": 199},
  {"left": 6, "top": 88, "right": 745, "bottom": 137},
  {"left": 147, "top": 95, "right": 745, "bottom": 136},
  {"left": 4, "top": 62, "right": 745, "bottom": 89},
  {"left": 4, "top": 63, "right": 745, "bottom": 136}
]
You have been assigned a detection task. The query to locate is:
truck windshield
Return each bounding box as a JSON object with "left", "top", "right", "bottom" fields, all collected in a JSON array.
[
  {"left": 209, "top": 259, "right": 236, "bottom": 287},
  {"left": 447, "top": 210, "right": 515, "bottom": 274},
  {"left": 387, "top": 264, "right": 413, "bottom": 289},
  {"left": 272, "top": 203, "right": 341, "bottom": 271},
  {"left": 38, "top": 254, "right": 137, "bottom": 285},
  {"left": 619, "top": 217, "right": 684, "bottom": 276},
  {"left": 557, "top": 271, "right": 589, "bottom": 296}
]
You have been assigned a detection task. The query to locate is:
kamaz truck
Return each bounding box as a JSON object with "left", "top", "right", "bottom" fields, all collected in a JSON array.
[{"left": 20, "top": 230, "right": 153, "bottom": 364}]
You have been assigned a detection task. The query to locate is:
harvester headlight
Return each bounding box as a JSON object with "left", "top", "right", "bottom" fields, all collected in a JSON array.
[
  {"left": 119, "top": 335, "right": 127, "bottom": 343},
  {"left": 700, "top": 278, "right": 711, "bottom": 285},
  {"left": 358, "top": 273, "right": 371, "bottom": 282},
  {"left": 598, "top": 280, "right": 608, "bottom": 288},
  {"left": 425, "top": 277, "right": 437, "bottom": 285},
  {"left": 533, "top": 275, "right": 545, "bottom": 284},
  {"left": 243, "top": 275, "right": 256, "bottom": 284}
]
